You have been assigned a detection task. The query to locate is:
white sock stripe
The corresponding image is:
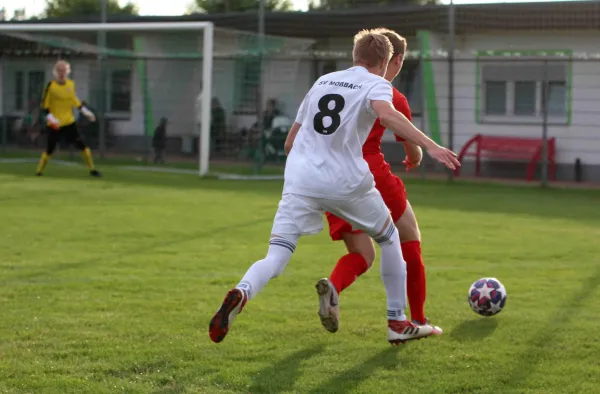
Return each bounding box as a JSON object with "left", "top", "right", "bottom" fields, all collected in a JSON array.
[
  {"left": 379, "top": 224, "right": 395, "bottom": 242},
  {"left": 269, "top": 238, "right": 296, "bottom": 250},
  {"left": 236, "top": 281, "right": 252, "bottom": 299},
  {"left": 269, "top": 238, "right": 296, "bottom": 253},
  {"left": 375, "top": 223, "right": 396, "bottom": 244}
]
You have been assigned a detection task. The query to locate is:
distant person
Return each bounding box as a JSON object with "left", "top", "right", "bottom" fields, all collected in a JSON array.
[
  {"left": 35, "top": 60, "right": 101, "bottom": 177},
  {"left": 211, "top": 98, "right": 226, "bottom": 153},
  {"left": 244, "top": 98, "right": 282, "bottom": 148},
  {"left": 263, "top": 99, "right": 281, "bottom": 130},
  {"left": 153, "top": 117, "right": 167, "bottom": 164}
]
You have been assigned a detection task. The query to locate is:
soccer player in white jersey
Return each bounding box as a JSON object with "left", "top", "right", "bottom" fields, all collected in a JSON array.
[{"left": 209, "top": 30, "right": 460, "bottom": 345}]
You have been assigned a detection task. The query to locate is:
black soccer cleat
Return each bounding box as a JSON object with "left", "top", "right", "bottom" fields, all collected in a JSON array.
[
  {"left": 35, "top": 172, "right": 43, "bottom": 177},
  {"left": 89, "top": 170, "right": 102, "bottom": 177}
]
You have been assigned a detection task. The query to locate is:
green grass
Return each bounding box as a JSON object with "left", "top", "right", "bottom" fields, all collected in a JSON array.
[
  {"left": 1, "top": 162, "right": 599, "bottom": 394},
  {"left": 0, "top": 149, "right": 285, "bottom": 175}
]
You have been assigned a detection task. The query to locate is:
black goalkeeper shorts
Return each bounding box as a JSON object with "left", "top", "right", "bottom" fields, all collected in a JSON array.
[{"left": 46, "top": 122, "right": 87, "bottom": 154}]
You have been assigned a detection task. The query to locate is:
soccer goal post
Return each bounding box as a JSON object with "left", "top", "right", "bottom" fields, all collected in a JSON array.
[
  {"left": 0, "top": 22, "right": 214, "bottom": 176},
  {"left": 0, "top": 22, "right": 315, "bottom": 179}
]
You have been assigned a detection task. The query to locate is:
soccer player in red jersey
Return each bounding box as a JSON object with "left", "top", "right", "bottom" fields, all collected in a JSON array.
[{"left": 287, "top": 28, "right": 439, "bottom": 336}]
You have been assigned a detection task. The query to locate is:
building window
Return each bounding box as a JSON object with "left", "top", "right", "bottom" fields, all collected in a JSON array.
[
  {"left": 484, "top": 81, "right": 507, "bottom": 115},
  {"left": 479, "top": 60, "right": 569, "bottom": 123},
  {"left": 234, "top": 58, "right": 261, "bottom": 113},
  {"left": 395, "top": 60, "right": 422, "bottom": 115},
  {"left": 513, "top": 81, "right": 536, "bottom": 115},
  {"left": 15, "top": 71, "right": 24, "bottom": 111},
  {"left": 28, "top": 71, "right": 46, "bottom": 103},
  {"left": 109, "top": 69, "right": 131, "bottom": 113},
  {"left": 545, "top": 81, "right": 567, "bottom": 116},
  {"left": 14, "top": 70, "right": 45, "bottom": 112},
  {"left": 320, "top": 60, "right": 337, "bottom": 77}
]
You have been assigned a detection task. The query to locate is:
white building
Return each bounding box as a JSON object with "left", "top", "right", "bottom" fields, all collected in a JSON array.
[{"left": 1, "top": 1, "right": 599, "bottom": 181}]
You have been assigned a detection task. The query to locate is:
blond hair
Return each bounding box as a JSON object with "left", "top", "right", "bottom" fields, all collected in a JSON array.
[
  {"left": 352, "top": 29, "right": 393, "bottom": 68},
  {"left": 53, "top": 60, "right": 71, "bottom": 79},
  {"left": 372, "top": 28, "right": 407, "bottom": 60}
]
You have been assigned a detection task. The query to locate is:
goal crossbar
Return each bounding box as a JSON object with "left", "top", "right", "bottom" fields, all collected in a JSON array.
[
  {"left": 0, "top": 22, "right": 213, "bottom": 32},
  {"left": 0, "top": 22, "right": 214, "bottom": 177}
]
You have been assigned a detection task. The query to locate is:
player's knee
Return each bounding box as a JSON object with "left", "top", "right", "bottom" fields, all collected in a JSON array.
[
  {"left": 362, "top": 250, "right": 375, "bottom": 268},
  {"left": 75, "top": 141, "right": 87, "bottom": 151},
  {"left": 374, "top": 219, "right": 399, "bottom": 246},
  {"left": 396, "top": 220, "right": 420, "bottom": 242},
  {"left": 342, "top": 232, "right": 375, "bottom": 268},
  {"left": 267, "top": 236, "right": 296, "bottom": 278},
  {"left": 395, "top": 203, "right": 421, "bottom": 242}
]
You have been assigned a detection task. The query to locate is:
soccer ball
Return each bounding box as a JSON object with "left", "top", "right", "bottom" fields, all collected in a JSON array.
[{"left": 468, "top": 278, "right": 507, "bottom": 316}]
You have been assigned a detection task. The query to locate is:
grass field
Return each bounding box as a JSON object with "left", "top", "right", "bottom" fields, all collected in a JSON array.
[{"left": 1, "top": 161, "right": 600, "bottom": 394}]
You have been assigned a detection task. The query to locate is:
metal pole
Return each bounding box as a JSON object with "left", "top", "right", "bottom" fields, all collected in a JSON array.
[
  {"left": 143, "top": 59, "right": 152, "bottom": 164},
  {"left": 254, "top": 0, "right": 265, "bottom": 173},
  {"left": 97, "top": 0, "right": 107, "bottom": 158},
  {"left": 418, "top": 53, "right": 427, "bottom": 179},
  {"left": 199, "top": 24, "right": 213, "bottom": 176},
  {"left": 541, "top": 60, "right": 549, "bottom": 188},
  {"left": 1, "top": 55, "right": 6, "bottom": 152},
  {"left": 447, "top": 0, "right": 455, "bottom": 182}
]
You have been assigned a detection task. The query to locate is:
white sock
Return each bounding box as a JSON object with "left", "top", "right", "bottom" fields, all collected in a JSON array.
[
  {"left": 236, "top": 237, "right": 296, "bottom": 300},
  {"left": 375, "top": 223, "right": 407, "bottom": 321}
]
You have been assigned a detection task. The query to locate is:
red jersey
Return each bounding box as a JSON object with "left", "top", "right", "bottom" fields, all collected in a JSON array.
[{"left": 362, "top": 88, "right": 411, "bottom": 174}]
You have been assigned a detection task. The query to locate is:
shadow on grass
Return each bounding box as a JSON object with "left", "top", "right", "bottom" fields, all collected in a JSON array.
[
  {"left": 450, "top": 318, "right": 499, "bottom": 342},
  {"left": 308, "top": 346, "right": 403, "bottom": 394},
  {"left": 1, "top": 162, "right": 600, "bottom": 226},
  {"left": 497, "top": 264, "right": 600, "bottom": 390},
  {"left": 248, "top": 344, "right": 324, "bottom": 394}
]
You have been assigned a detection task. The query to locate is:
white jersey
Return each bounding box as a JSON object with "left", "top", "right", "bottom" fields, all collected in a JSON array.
[{"left": 283, "top": 66, "right": 393, "bottom": 199}]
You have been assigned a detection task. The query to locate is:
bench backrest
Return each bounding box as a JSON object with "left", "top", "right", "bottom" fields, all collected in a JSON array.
[{"left": 478, "top": 135, "right": 553, "bottom": 154}]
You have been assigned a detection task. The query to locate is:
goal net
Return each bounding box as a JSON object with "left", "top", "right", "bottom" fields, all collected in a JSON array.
[{"left": 0, "top": 22, "right": 313, "bottom": 178}]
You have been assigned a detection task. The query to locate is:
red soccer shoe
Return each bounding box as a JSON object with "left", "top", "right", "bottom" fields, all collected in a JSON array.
[{"left": 209, "top": 288, "right": 247, "bottom": 343}]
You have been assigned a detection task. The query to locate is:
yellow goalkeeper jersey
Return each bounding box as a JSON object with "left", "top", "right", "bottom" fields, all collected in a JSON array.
[{"left": 42, "top": 79, "right": 82, "bottom": 128}]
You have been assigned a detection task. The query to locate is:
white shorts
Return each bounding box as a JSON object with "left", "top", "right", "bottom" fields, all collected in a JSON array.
[{"left": 271, "top": 188, "right": 391, "bottom": 241}]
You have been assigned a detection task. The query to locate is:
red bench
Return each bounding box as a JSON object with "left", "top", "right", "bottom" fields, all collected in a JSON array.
[{"left": 454, "top": 134, "right": 556, "bottom": 181}]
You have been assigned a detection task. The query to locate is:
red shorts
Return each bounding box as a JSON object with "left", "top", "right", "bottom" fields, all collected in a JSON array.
[{"left": 326, "top": 162, "right": 407, "bottom": 241}]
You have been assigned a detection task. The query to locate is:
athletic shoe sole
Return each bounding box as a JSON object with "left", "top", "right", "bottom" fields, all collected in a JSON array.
[
  {"left": 315, "top": 278, "right": 339, "bottom": 333},
  {"left": 209, "top": 289, "right": 244, "bottom": 343}
]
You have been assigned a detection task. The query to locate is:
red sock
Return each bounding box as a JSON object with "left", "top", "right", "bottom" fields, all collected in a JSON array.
[
  {"left": 402, "top": 241, "right": 427, "bottom": 324},
  {"left": 329, "top": 253, "right": 369, "bottom": 294}
]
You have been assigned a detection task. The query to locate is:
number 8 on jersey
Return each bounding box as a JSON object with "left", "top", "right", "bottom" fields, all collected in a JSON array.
[{"left": 313, "top": 94, "right": 345, "bottom": 135}]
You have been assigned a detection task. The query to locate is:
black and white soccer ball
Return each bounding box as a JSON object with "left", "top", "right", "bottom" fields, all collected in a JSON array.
[{"left": 468, "top": 278, "right": 507, "bottom": 316}]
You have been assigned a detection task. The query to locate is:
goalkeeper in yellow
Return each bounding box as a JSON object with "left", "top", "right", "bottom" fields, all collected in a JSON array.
[{"left": 36, "top": 60, "right": 101, "bottom": 177}]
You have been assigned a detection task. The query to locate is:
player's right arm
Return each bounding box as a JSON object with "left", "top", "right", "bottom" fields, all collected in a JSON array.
[
  {"left": 284, "top": 122, "right": 301, "bottom": 156},
  {"left": 284, "top": 92, "right": 310, "bottom": 155},
  {"left": 41, "top": 82, "right": 60, "bottom": 130},
  {"left": 371, "top": 99, "right": 460, "bottom": 170}
]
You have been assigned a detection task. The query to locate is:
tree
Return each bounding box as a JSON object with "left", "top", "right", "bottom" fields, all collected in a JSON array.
[
  {"left": 312, "top": 0, "right": 438, "bottom": 10},
  {"left": 44, "top": 0, "right": 138, "bottom": 18},
  {"left": 192, "top": 0, "right": 293, "bottom": 14}
]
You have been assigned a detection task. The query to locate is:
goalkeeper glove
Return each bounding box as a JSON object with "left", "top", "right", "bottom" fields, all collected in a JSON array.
[
  {"left": 46, "top": 113, "right": 60, "bottom": 130},
  {"left": 80, "top": 106, "right": 96, "bottom": 122}
]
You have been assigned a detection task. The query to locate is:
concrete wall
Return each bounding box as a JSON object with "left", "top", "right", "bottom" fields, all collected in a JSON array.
[{"left": 420, "top": 30, "right": 600, "bottom": 181}]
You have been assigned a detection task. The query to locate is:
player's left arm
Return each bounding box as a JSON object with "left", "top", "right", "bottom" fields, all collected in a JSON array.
[
  {"left": 393, "top": 93, "right": 423, "bottom": 168},
  {"left": 70, "top": 80, "right": 96, "bottom": 122}
]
